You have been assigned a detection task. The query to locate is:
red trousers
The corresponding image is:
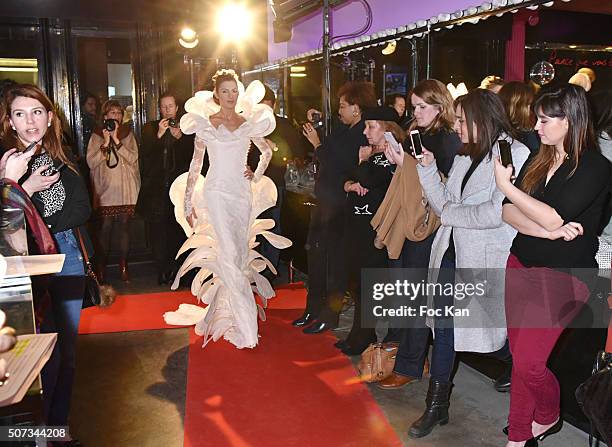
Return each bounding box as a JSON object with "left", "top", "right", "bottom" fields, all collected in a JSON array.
[{"left": 505, "top": 254, "right": 590, "bottom": 442}]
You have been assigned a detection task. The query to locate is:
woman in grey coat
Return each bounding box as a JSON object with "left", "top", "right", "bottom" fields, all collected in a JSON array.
[{"left": 387, "top": 89, "right": 530, "bottom": 438}]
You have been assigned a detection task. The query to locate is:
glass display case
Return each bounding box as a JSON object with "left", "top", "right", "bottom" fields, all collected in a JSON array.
[
  {"left": 0, "top": 206, "right": 41, "bottom": 420},
  {"left": 0, "top": 207, "right": 35, "bottom": 336}
]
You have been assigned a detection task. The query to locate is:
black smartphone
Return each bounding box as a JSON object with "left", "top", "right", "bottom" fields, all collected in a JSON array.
[
  {"left": 499, "top": 140, "right": 515, "bottom": 179},
  {"left": 410, "top": 130, "right": 424, "bottom": 159},
  {"left": 43, "top": 162, "right": 67, "bottom": 176}
]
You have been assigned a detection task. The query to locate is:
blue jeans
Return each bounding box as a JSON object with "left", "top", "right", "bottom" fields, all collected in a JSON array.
[
  {"left": 394, "top": 256, "right": 456, "bottom": 384},
  {"left": 40, "top": 229, "right": 85, "bottom": 426}
]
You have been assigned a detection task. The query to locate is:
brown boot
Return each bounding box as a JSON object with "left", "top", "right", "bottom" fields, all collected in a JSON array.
[
  {"left": 377, "top": 372, "right": 420, "bottom": 390},
  {"left": 119, "top": 258, "right": 130, "bottom": 282}
]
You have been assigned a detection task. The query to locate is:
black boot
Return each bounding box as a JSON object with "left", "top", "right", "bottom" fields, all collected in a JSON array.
[
  {"left": 408, "top": 379, "right": 451, "bottom": 438},
  {"left": 494, "top": 363, "right": 512, "bottom": 392}
]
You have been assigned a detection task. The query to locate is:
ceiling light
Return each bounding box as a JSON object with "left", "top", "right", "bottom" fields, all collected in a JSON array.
[
  {"left": 216, "top": 3, "right": 253, "bottom": 43},
  {"left": 382, "top": 40, "right": 397, "bottom": 55},
  {"left": 179, "top": 27, "right": 199, "bottom": 48}
]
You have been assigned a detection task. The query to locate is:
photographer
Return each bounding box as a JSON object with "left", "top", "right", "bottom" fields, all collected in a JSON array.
[
  {"left": 87, "top": 99, "right": 140, "bottom": 282},
  {"left": 137, "top": 93, "right": 195, "bottom": 285},
  {"left": 80, "top": 92, "right": 98, "bottom": 153},
  {"left": 292, "top": 81, "right": 377, "bottom": 335}
]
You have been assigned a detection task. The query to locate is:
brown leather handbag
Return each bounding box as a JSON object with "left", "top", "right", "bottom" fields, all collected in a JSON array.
[{"left": 357, "top": 342, "right": 399, "bottom": 383}]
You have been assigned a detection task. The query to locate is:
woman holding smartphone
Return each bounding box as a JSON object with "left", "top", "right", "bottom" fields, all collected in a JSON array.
[
  {"left": 495, "top": 85, "right": 610, "bottom": 447},
  {"left": 387, "top": 88, "right": 530, "bottom": 438},
  {"left": 337, "top": 106, "right": 400, "bottom": 355},
  {"left": 0, "top": 83, "right": 92, "bottom": 446},
  {"left": 375, "top": 79, "right": 461, "bottom": 389},
  {"left": 296, "top": 81, "right": 377, "bottom": 334}
]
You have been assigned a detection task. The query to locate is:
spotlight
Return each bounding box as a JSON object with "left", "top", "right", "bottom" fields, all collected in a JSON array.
[
  {"left": 216, "top": 3, "right": 253, "bottom": 43},
  {"left": 381, "top": 40, "right": 397, "bottom": 55},
  {"left": 179, "top": 27, "right": 199, "bottom": 49}
]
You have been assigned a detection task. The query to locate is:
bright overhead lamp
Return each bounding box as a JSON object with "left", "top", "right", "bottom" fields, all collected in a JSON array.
[
  {"left": 290, "top": 73, "right": 307, "bottom": 78},
  {"left": 381, "top": 40, "right": 397, "bottom": 55},
  {"left": 216, "top": 2, "right": 253, "bottom": 43},
  {"left": 179, "top": 27, "right": 199, "bottom": 48},
  {"left": 290, "top": 66, "right": 306, "bottom": 72}
]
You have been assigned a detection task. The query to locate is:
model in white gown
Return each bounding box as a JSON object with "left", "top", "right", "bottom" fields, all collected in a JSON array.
[{"left": 163, "top": 79, "right": 292, "bottom": 349}]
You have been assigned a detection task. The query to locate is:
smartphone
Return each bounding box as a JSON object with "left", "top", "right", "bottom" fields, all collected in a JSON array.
[
  {"left": 498, "top": 139, "right": 515, "bottom": 179},
  {"left": 43, "top": 162, "right": 67, "bottom": 176},
  {"left": 384, "top": 131, "right": 402, "bottom": 154},
  {"left": 25, "top": 140, "right": 38, "bottom": 152},
  {"left": 410, "top": 130, "right": 424, "bottom": 159}
]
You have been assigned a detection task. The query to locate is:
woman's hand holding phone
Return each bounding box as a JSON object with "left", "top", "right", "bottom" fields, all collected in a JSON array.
[
  {"left": 493, "top": 157, "right": 514, "bottom": 193},
  {"left": 22, "top": 165, "right": 60, "bottom": 196},
  {"left": 418, "top": 148, "right": 435, "bottom": 167},
  {"left": 0, "top": 147, "right": 35, "bottom": 181},
  {"left": 384, "top": 143, "right": 404, "bottom": 167}
]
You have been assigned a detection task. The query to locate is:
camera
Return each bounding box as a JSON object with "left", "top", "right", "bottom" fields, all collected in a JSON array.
[
  {"left": 311, "top": 112, "right": 323, "bottom": 129},
  {"left": 103, "top": 119, "right": 116, "bottom": 132},
  {"left": 168, "top": 118, "right": 179, "bottom": 128}
]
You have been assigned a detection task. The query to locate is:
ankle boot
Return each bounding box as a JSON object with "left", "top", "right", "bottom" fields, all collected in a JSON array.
[
  {"left": 119, "top": 258, "right": 130, "bottom": 282},
  {"left": 408, "top": 379, "right": 451, "bottom": 438}
]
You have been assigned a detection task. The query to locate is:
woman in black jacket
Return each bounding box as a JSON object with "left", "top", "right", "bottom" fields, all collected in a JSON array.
[
  {"left": 294, "top": 81, "right": 378, "bottom": 334},
  {"left": 495, "top": 84, "right": 610, "bottom": 447},
  {"left": 337, "top": 106, "right": 399, "bottom": 355},
  {"left": 1, "top": 83, "right": 91, "bottom": 446}
]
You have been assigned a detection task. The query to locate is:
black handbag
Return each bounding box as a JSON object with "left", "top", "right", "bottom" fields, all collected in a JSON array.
[
  {"left": 75, "top": 228, "right": 116, "bottom": 308},
  {"left": 575, "top": 350, "right": 612, "bottom": 446}
]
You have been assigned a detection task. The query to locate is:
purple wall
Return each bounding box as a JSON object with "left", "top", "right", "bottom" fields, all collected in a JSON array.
[{"left": 268, "top": 0, "right": 478, "bottom": 62}]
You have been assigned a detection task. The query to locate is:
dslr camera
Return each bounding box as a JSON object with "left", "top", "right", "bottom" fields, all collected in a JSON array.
[
  {"left": 103, "top": 119, "right": 116, "bottom": 132},
  {"left": 168, "top": 118, "right": 179, "bottom": 128}
]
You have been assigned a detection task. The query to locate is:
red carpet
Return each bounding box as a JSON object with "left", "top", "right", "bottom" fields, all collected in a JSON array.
[
  {"left": 184, "top": 287, "right": 402, "bottom": 447},
  {"left": 78, "top": 283, "right": 307, "bottom": 334},
  {"left": 79, "top": 284, "right": 402, "bottom": 446},
  {"left": 78, "top": 290, "right": 196, "bottom": 334}
]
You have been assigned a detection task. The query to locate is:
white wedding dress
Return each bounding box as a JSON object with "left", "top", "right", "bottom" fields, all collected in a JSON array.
[{"left": 163, "top": 80, "right": 292, "bottom": 349}]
